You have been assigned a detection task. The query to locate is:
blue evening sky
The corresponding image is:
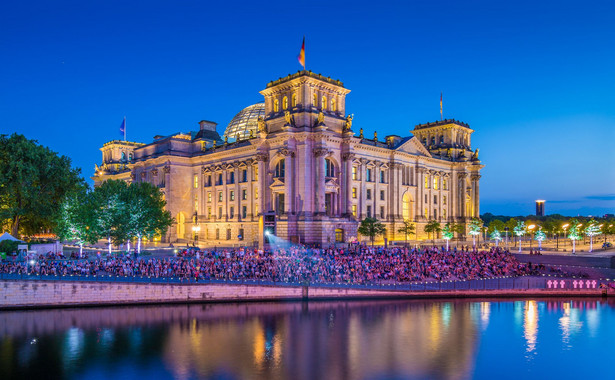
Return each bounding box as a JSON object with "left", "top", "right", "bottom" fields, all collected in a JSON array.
[{"left": 1, "top": 0, "right": 613, "bottom": 216}]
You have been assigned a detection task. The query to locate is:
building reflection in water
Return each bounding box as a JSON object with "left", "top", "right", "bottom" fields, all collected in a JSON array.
[{"left": 0, "top": 298, "right": 612, "bottom": 379}]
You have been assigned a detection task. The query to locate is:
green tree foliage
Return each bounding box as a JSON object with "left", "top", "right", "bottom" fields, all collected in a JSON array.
[
  {"left": 358, "top": 217, "right": 386, "bottom": 246},
  {"left": 442, "top": 223, "right": 454, "bottom": 240},
  {"left": 55, "top": 191, "right": 97, "bottom": 255},
  {"left": 397, "top": 219, "right": 415, "bottom": 246},
  {"left": 424, "top": 220, "right": 442, "bottom": 243},
  {"left": 0, "top": 133, "right": 85, "bottom": 237},
  {"left": 487, "top": 219, "right": 505, "bottom": 234}
]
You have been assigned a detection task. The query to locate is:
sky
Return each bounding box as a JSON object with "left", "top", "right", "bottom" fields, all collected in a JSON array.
[{"left": 1, "top": 0, "right": 614, "bottom": 217}]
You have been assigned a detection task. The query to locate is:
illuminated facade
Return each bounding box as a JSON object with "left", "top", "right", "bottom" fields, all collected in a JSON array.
[{"left": 94, "top": 71, "right": 483, "bottom": 246}]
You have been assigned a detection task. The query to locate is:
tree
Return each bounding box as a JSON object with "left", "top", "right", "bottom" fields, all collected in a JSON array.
[
  {"left": 584, "top": 219, "right": 601, "bottom": 253},
  {"left": 451, "top": 223, "right": 466, "bottom": 242},
  {"left": 121, "top": 182, "right": 173, "bottom": 253},
  {"left": 490, "top": 228, "right": 502, "bottom": 247},
  {"left": 487, "top": 219, "right": 505, "bottom": 235},
  {"left": 358, "top": 217, "right": 386, "bottom": 247},
  {"left": 424, "top": 220, "right": 441, "bottom": 244},
  {"left": 55, "top": 191, "right": 97, "bottom": 256},
  {"left": 468, "top": 218, "right": 482, "bottom": 248},
  {"left": 397, "top": 220, "right": 415, "bottom": 247},
  {"left": 0, "top": 133, "right": 85, "bottom": 237},
  {"left": 442, "top": 223, "right": 454, "bottom": 251},
  {"left": 567, "top": 219, "right": 581, "bottom": 254},
  {"left": 534, "top": 227, "right": 547, "bottom": 251},
  {"left": 89, "top": 180, "right": 130, "bottom": 255},
  {"left": 513, "top": 220, "right": 526, "bottom": 253}
]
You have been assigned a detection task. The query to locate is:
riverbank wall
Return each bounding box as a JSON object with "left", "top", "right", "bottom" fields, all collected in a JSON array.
[{"left": 0, "top": 279, "right": 610, "bottom": 310}]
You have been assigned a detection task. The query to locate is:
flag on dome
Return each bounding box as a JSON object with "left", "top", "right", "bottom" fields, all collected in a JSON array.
[{"left": 297, "top": 37, "right": 305, "bottom": 69}]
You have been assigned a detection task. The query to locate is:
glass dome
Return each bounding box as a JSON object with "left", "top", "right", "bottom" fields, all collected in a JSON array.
[{"left": 223, "top": 103, "right": 265, "bottom": 141}]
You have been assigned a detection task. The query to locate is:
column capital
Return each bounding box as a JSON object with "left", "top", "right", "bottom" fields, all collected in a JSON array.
[
  {"left": 313, "top": 147, "right": 330, "bottom": 157},
  {"left": 255, "top": 153, "right": 269, "bottom": 162},
  {"left": 342, "top": 152, "right": 355, "bottom": 161},
  {"left": 471, "top": 174, "right": 482, "bottom": 181}
]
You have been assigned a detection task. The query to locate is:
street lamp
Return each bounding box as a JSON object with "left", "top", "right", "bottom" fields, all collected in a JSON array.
[
  {"left": 562, "top": 223, "right": 569, "bottom": 249},
  {"left": 528, "top": 225, "right": 536, "bottom": 250}
]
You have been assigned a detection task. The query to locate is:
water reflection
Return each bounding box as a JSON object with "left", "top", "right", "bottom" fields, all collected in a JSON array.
[{"left": 0, "top": 298, "right": 613, "bottom": 380}]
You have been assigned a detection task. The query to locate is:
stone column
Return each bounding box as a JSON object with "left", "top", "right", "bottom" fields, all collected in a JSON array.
[
  {"left": 255, "top": 153, "right": 268, "bottom": 215},
  {"left": 416, "top": 167, "right": 424, "bottom": 221},
  {"left": 342, "top": 153, "right": 355, "bottom": 216},
  {"left": 360, "top": 159, "right": 368, "bottom": 219},
  {"left": 248, "top": 160, "right": 254, "bottom": 221},
  {"left": 458, "top": 172, "right": 467, "bottom": 220},
  {"left": 471, "top": 174, "right": 481, "bottom": 218},
  {"left": 313, "top": 147, "right": 328, "bottom": 215},
  {"left": 282, "top": 149, "right": 295, "bottom": 215}
]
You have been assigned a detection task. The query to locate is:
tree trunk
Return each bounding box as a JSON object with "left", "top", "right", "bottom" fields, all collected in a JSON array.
[{"left": 11, "top": 215, "right": 20, "bottom": 238}]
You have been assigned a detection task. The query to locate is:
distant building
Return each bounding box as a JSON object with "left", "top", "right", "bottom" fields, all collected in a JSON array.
[
  {"left": 93, "top": 71, "right": 483, "bottom": 247},
  {"left": 535, "top": 200, "right": 545, "bottom": 216}
]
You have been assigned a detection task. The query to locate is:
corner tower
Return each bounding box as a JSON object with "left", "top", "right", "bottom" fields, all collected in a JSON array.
[{"left": 259, "top": 71, "right": 351, "bottom": 134}]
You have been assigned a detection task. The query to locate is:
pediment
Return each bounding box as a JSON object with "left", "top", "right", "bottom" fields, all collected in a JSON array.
[
  {"left": 325, "top": 178, "right": 340, "bottom": 192},
  {"left": 269, "top": 177, "right": 285, "bottom": 189},
  {"left": 395, "top": 136, "right": 432, "bottom": 157}
]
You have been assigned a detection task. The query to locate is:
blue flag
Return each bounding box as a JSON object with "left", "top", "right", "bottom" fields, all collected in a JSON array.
[{"left": 119, "top": 117, "right": 126, "bottom": 139}]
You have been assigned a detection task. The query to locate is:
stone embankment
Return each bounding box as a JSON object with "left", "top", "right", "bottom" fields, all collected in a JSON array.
[{"left": 0, "top": 279, "right": 609, "bottom": 310}]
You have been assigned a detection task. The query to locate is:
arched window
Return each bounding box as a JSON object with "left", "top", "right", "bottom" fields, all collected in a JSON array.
[
  {"left": 422, "top": 137, "right": 427, "bottom": 145},
  {"left": 282, "top": 96, "right": 288, "bottom": 110},
  {"left": 274, "top": 99, "right": 279, "bottom": 112},
  {"left": 121, "top": 152, "right": 126, "bottom": 161},
  {"left": 331, "top": 98, "right": 336, "bottom": 112},
  {"left": 439, "top": 135, "right": 444, "bottom": 144},
  {"left": 430, "top": 136, "right": 436, "bottom": 145},
  {"left": 313, "top": 93, "right": 318, "bottom": 107},
  {"left": 275, "top": 159, "right": 285, "bottom": 178},
  {"left": 292, "top": 93, "right": 297, "bottom": 107},
  {"left": 325, "top": 159, "right": 335, "bottom": 177},
  {"left": 322, "top": 95, "right": 327, "bottom": 110},
  {"left": 128, "top": 153, "right": 133, "bottom": 161}
]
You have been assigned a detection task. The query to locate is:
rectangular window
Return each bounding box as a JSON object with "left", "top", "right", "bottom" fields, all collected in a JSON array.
[
  {"left": 238, "top": 228, "right": 244, "bottom": 240},
  {"left": 433, "top": 177, "right": 438, "bottom": 190},
  {"left": 366, "top": 168, "right": 372, "bottom": 182},
  {"left": 380, "top": 171, "right": 385, "bottom": 183},
  {"left": 207, "top": 207, "right": 211, "bottom": 218},
  {"left": 380, "top": 190, "right": 385, "bottom": 201},
  {"left": 367, "top": 205, "right": 372, "bottom": 218},
  {"left": 276, "top": 193, "right": 285, "bottom": 215},
  {"left": 434, "top": 195, "right": 437, "bottom": 204},
  {"left": 255, "top": 187, "right": 258, "bottom": 199},
  {"left": 352, "top": 188, "right": 357, "bottom": 199},
  {"left": 218, "top": 173, "right": 223, "bottom": 186},
  {"left": 325, "top": 193, "right": 333, "bottom": 216},
  {"left": 242, "top": 169, "right": 247, "bottom": 182},
  {"left": 424, "top": 207, "right": 428, "bottom": 218},
  {"left": 194, "top": 175, "right": 198, "bottom": 188},
  {"left": 226, "top": 229, "right": 231, "bottom": 240},
  {"left": 230, "top": 190, "right": 235, "bottom": 201},
  {"left": 218, "top": 207, "right": 222, "bottom": 219},
  {"left": 425, "top": 194, "right": 428, "bottom": 203},
  {"left": 229, "top": 207, "right": 234, "bottom": 218},
  {"left": 228, "top": 172, "right": 235, "bottom": 184},
  {"left": 443, "top": 195, "right": 447, "bottom": 205},
  {"left": 443, "top": 179, "right": 447, "bottom": 190},
  {"left": 366, "top": 189, "right": 371, "bottom": 200},
  {"left": 207, "top": 192, "right": 212, "bottom": 202},
  {"left": 242, "top": 205, "right": 247, "bottom": 218},
  {"left": 218, "top": 192, "right": 222, "bottom": 202},
  {"left": 242, "top": 189, "right": 247, "bottom": 200},
  {"left": 352, "top": 204, "right": 357, "bottom": 217},
  {"left": 206, "top": 175, "right": 211, "bottom": 187},
  {"left": 254, "top": 166, "right": 258, "bottom": 181},
  {"left": 380, "top": 206, "right": 385, "bottom": 219},
  {"left": 352, "top": 166, "right": 357, "bottom": 180},
  {"left": 425, "top": 176, "right": 429, "bottom": 189}
]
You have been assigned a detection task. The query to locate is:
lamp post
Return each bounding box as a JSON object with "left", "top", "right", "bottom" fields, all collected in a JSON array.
[
  {"left": 528, "top": 224, "right": 536, "bottom": 251},
  {"left": 562, "top": 224, "right": 569, "bottom": 249},
  {"left": 504, "top": 227, "right": 509, "bottom": 251}
]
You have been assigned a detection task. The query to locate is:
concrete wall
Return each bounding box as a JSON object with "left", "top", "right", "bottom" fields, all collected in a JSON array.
[{"left": 0, "top": 280, "right": 607, "bottom": 309}]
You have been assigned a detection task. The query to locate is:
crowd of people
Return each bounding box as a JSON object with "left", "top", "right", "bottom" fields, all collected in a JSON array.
[{"left": 0, "top": 246, "right": 544, "bottom": 284}]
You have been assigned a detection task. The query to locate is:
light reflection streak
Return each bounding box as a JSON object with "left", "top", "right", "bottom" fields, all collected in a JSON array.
[{"left": 523, "top": 301, "right": 538, "bottom": 353}]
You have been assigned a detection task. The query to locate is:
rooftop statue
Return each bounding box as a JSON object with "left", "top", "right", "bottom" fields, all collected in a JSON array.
[{"left": 344, "top": 114, "right": 353, "bottom": 131}]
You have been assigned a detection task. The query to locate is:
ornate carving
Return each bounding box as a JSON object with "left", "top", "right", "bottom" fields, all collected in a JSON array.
[
  {"left": 130, "top": 172, "right": 136, "bottom": 180},
  {"left": 257, "top": 116, "right": 267, "bottom": 133},
  {"left": 359, "top": 128, "right": 364, "bottom": 139},
  {"left": 314, "top": 111, "right": 325, "bottom": 127},
  {"left": 163, "top": 165, "right": 171, "bottom": 174},
  {"left": 471, "top": 148, "right": 479, "bottom": 161},
  {"left": 471, "top": 174, "right": 482, "bottom": 181},
  {"left": 279, "top": 148, "right": 295, "bottom": 157},
  {"left": 342, "top": 153, "right": 355, "bottom": 161},
  {"left": 255, "top": 153, "right": 269, "bottom": 162},
  {"left": 313, "top": 147, "right": 329, "bottom": 157},
  {"left": 344, "top": 114, "right": 353, "bottom": 131},
  {"left": 457, "top": 172, "right": 468, "bottom": 180},
  {"left": 151, "top": 169, "right": 158, "bottom": 176},
  {"left": 284, "top": 110, "right": 295, "bottom": 126},
  {"left": 249, "top": 129, "right": 254, "bottom": 138}
]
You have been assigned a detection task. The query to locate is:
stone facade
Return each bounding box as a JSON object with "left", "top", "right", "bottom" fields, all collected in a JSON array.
[{"left": 94, "top": 71, "right": 483, "bottom": 247}]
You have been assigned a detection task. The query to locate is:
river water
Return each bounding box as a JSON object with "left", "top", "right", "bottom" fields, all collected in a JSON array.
[{"left": 0, "top": 298, "right": 613, "bottom": 379}]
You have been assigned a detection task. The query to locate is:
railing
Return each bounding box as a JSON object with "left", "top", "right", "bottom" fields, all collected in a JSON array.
[{"left": 1, "top": 273, "right": 602, "bottom": 292}]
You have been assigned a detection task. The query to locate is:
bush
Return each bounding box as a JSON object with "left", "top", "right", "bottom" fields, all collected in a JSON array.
[{"left": 0, "top": 240, "right": 20, "bottom": 254}]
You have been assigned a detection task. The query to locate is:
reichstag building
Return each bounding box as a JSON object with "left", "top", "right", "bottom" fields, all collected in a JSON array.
[{"left": 94, "top": 71, "right": 483, "bottom": 247}]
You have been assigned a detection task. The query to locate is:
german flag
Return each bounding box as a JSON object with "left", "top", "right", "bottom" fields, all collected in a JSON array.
[{"left": 297, "top": 37, "right": 305, "bottom": 69}]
